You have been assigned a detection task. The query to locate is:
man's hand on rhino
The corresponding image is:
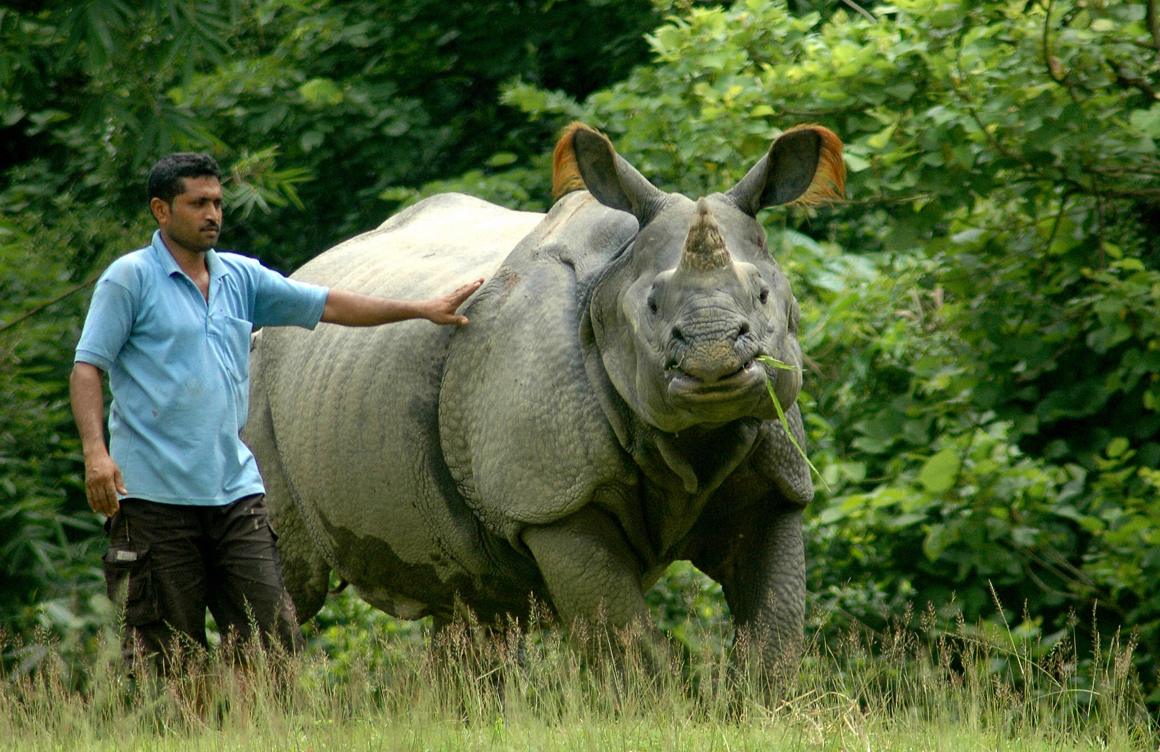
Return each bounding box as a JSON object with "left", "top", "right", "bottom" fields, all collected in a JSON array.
[
  {"left": 321, "top": 278, "right": 484, "bottom": 327},
  {"left": 421, "top": 277, "right": 484, "bottom": 326}
]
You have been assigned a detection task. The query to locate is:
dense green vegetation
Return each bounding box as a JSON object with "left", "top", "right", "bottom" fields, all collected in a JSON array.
[{"left": 2, "top": 0, "right": 1157, "bottom": 719}]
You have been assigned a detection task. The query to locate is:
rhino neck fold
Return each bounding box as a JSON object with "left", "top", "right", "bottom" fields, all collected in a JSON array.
[
  {"left": 578, "top": 291, "right": 633, "bottom": 446},
  {"left": 644, "top": 420, "right": 763, "bottom": 559},
  {"left": 652, "top": 420, "right": 762, "bottom": 495},
  {"left": 578, "top": 326, "right": 764, "bottom": 560}
]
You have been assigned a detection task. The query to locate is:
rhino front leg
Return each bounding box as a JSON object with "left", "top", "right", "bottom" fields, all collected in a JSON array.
[
  {"left": 701, "top": 505, "right": 806, "bottom": 674},
  {"left": 522, "top": 507, "right": 650, "bottom": 631}
]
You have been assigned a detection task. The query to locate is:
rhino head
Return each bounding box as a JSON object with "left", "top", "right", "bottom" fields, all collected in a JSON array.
[{"left": 558, "top": 123, "right": 844, "bottom": 434}]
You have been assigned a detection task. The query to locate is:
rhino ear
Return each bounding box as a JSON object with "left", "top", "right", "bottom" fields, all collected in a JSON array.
[
  {"left": 553, "top": 122, "right": 664, "bottom": 224},
  {"left": 727, "top": 125, "right": 845, "bottom": 216}
]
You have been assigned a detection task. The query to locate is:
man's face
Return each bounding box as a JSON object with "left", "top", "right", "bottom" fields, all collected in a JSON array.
[{"left": 152, "top": 176, "right": 223, "bottom": 254}]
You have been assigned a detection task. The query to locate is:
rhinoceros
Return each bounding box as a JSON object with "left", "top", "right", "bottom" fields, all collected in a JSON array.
[{"left": 245, "top": 123, "right": 844, "bottom": 664}]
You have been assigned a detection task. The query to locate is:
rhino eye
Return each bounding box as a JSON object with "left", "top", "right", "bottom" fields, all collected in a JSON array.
[
  {"left": 759, "top": 287, "right": 770, "bottom": 305},
  {"left": 647, "top": 294, "right": 659, "bottom": 315}
]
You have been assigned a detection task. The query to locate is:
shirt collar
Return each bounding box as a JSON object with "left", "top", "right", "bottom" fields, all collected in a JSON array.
[{"left": 150, "top": 229, "right": 228, "bottom": 280}]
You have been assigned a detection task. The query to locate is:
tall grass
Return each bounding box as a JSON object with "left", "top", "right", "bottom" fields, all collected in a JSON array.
[{"left": 1, "top": 602, "right": 1154, "bottom": 751}]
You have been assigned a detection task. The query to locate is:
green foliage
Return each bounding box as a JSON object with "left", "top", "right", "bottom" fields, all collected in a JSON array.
[
  {"left": 786, "top": 225, "right": 1160, "bottom": 693},
  {"left": 0, "top": 221, "right": 104, "bottom": 640},
  {"left": 3, "top": 0, "right": 1160, "bottom": 709},
  {"left": 644, "top": 561, "right": 729, "bottom": 654},
  {"left": 0, "top": 1, "right": 659, "bottom": 272},
  {"left": 503, "top": 0, "right": 1159, "bottom": 696},
  {"left": 152, "top": 0, "right": 660, "bottom": 268}
]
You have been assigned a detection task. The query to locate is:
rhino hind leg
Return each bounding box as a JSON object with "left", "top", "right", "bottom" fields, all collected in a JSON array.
[
  {"left": 269, "top": 485, "right": 331, "bottom": 624},
  {"left": 246, "top": 374, "right": 331, "bottom": 623}
]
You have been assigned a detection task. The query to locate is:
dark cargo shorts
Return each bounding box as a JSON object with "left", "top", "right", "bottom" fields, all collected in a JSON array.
[{"left": 103, "top": 494, "right": 302, "bottom": 670}]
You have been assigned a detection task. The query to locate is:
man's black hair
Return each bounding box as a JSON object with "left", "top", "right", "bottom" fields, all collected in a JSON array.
[{"left": 147, "top": 153, "right": 221, "bottom": 205}]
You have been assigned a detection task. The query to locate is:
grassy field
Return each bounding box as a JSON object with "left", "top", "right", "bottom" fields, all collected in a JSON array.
[{"left": 2, "top": 610, "right": 1155, "bottom": 752}]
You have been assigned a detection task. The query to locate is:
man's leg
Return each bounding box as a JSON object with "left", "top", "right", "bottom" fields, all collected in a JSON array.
[
  {"left": 206, "top": 495, "right": 302, "bottom": 657},
  {"left": 103, "top": 499, "right": 211, "bottom": 673}
]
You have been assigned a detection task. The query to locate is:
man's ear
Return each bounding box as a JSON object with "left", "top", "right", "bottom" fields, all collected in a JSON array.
[{"left": 150, "top": 197, "right": 169, "bottom": 225}]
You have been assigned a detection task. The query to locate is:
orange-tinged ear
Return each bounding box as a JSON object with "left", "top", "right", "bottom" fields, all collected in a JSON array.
[
  {"left": 786, "top": 124, "right": 846, "bottom": 207},
  {"left": 550, "top": 122, "right": 662, "bottom": 222},
  {"left": 552, "top": 122, "right": 588, "bottom": 200},
  {"left": 727, "top": 123, "right": 846, "bottom": 215}
]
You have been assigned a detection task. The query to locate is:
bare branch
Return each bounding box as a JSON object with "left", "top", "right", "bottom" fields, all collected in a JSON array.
[
  {"left": 1148, "top": 0, "right": 1160, "bottom": 58},
  {"left": 838, "top": 0, "right": 878, "bottom": 24},
  {"left": 1114, "top": 66, "right": 1160, "bottom": 100},
  {"left": 0, "top": 273, "right": 99, "bottom": 336},
  {"left": 1042, "top": 0, "right": 1081, "bottom": 101}
]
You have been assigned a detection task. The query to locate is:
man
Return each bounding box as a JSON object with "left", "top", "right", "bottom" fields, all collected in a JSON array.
[{"left": 70, "top": 152, "right": 482, "bottom": 669}]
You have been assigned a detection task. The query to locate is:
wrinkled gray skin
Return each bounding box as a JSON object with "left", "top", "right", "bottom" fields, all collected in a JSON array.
[{"left": 246, "top": 127, "right": 820, "bottom": 666}]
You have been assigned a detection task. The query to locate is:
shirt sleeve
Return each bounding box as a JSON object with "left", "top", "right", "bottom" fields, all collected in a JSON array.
[
  {"left": 251, "top": 263, "right": 329, "bottom": 329},
  {"left": 74, "top": 273, "right": 137, "bottom": 371}
]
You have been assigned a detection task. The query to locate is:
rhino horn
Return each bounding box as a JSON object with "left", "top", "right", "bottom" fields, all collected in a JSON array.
[{"left": 677, "top": 199, "right": 731, "bottom": 273}]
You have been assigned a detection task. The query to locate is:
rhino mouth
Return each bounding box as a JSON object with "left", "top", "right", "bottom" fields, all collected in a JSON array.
[{"left": 666, "top": 359, "right": 767, "bottom": 401}]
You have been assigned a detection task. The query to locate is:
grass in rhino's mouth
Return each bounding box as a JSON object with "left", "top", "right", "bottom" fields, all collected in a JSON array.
[{"left": 757, "top": 355, "right": 826, "bottom": 490}]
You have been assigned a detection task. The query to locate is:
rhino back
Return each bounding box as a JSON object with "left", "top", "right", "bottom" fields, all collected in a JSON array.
[
  {"left": 293, "top": 193, "right": 538, "bottom": 294},
  {"left": 254, "top": 194, "right": 544, "bottom": 617}
]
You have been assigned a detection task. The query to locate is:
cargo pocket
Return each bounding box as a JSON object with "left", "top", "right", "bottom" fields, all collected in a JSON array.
[{"left": 102, "top": 543, "right": 160, "bottom": 626}]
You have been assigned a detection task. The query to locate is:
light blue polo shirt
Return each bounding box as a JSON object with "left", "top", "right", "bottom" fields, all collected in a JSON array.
[{"left": 75, "top": 230, "right": 329, "bottom": 506}]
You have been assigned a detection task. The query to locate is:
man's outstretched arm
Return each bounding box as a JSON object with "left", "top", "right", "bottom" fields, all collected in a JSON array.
[{"left": 321, "top": 278, "right": 484, "bottom": 327}]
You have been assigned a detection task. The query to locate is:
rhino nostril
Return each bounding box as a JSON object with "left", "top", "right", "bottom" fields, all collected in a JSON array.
[
  {"left": 737, "top": 323, "right": 750, "bottom": 339},
  {"left": 671, "top": 326, "right": 686, "bottom": 344}
]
